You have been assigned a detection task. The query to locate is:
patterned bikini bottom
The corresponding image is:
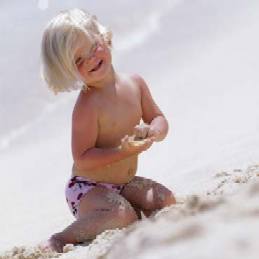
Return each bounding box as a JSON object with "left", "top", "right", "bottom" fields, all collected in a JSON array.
[{"left": 65, "top": 176, "right": 125, "bottom": 219}]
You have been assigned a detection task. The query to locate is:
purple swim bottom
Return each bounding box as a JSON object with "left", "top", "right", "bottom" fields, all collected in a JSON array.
[{"left": 65, "top": 176, "right": 125, "bottom": 219}]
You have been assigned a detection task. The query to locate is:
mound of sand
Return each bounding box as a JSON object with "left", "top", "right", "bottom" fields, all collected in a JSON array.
[{"left": 1, "top": 164, "right": 259, "bottom": 259}]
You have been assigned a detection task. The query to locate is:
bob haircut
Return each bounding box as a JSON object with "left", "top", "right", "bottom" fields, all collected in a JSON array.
[{"left": 41, "top": 8, "right": 112, "bottom": 94}]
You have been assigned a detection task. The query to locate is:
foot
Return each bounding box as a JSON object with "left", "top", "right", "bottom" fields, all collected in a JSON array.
[{"left": 39, "top": 234, "right": 66, "bottom": 253}]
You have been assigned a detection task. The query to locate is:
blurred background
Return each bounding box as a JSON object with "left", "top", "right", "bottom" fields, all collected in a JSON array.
[{"left": 0, "top": 0, "right": 259, "bottom": 251}]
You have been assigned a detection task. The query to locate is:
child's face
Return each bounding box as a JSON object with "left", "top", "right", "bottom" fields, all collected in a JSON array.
[{"left": 74, "top": 35, "right": 112, "bottom": 86}]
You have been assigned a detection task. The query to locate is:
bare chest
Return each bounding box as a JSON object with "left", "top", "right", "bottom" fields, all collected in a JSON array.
[{"left": 96, "top": 87, "right": 142, "bottom": 147}]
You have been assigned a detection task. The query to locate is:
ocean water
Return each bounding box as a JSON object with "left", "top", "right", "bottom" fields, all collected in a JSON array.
[{"left": 1, "top": 0, "right": 259, "bottom": 251}]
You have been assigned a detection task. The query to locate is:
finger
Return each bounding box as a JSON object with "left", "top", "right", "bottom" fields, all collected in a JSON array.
[
  {"left": 149, "top": 136, "right": 156, "bottom": 142},
  {"left": 130, "top": 134, "right": 136, "bottom": 142},
  {"left": 121, "top": 135, "right": 129, "bottom": 148},
  {"left": 142, "top": 142, "right": 152, "bottom": 151},
  {"left": 145, "top": 138, "right": 154, "bottom": 147},
  {"left": 147, "top": 128, "right": 155, "bottom": 137},
  {"left": 140, "top": 139, "right": 152, "bottom": 149},
  {"left": 120, "top": 140, "right": 126, "bottom": 150},
  {"left": 144, "top": 136, "right": 154, "bottom": 142},
  {"left": 124, "top": 135, "right": 130, "bottom": 148},
  {"left": 121, "top": 136, "right": 127, "bottom": 144}
]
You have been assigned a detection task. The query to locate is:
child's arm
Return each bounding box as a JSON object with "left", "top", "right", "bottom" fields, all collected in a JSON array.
[
  {"left": 72, "top": 97, "right": 153, "bottom": 171},
  {"left": 133, "top": 74, "right": 169, "bottom": 142},
  {"left": 74, "top": 142, "right": 153, "bottom": 171}
]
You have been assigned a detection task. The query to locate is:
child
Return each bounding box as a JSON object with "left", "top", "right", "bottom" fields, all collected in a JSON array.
[{"left": 40, "top": 8, "right": 176, "bottom": 252}]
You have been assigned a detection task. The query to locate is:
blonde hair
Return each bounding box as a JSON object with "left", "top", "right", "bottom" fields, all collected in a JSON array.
[{"left": 40, "top": 8, "right": 112, "bottom": 94}]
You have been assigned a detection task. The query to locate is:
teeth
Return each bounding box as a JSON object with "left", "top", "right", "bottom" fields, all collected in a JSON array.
[{"left": 90, "top": 60, "right": 102, "bottom": 72}]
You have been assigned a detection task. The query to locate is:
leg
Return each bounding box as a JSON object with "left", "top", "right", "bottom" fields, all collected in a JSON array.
[
  {"left": 42, "top": 187, "right": 138, "bottom": 252},
  {"left": 121, "top": 176, "right": 176, "bottom": 217}
]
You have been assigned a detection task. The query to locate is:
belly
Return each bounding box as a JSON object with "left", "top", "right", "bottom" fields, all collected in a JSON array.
[{"left": 72, "top": 155, "right": 138, "bottom": 184}]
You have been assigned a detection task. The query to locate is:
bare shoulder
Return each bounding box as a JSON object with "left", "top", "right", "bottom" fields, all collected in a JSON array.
[
  {"left": 128, "top": 73, "right": 149, "bottom": 92},
  {"left": 129, "top": 73, "right": 145, "bottom": 84},
  {"left": 129, "top": 74, "right": 164, "bottom": 124},
  {"left": 119, "top": 73, "right": 147, "bottom": 95},
  {"left": 72, "top": 90, "right": 99, "bottom": 137},
  {"left": 72, "top": 90, "right": 99, "bottom": 122}
]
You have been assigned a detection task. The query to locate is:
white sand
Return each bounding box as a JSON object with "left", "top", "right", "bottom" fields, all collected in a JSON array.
[
  {"left": 1, "top": 0, "right": 259, "bottom": 258},
  {"left": 1, "top": 164, "right": 259, "bottom": 259}
]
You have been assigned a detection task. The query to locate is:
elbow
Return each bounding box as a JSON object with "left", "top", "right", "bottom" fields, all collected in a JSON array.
[
  {"left": 158, "top": 116, "right": 169, "bottom": 142},
  {"left": 73, "top": 148, "right": 94, "bottom": 171},
  {"left": 74, "top": 154, "right": 102, "bottom": 171},
  {"left": 74, "top": 152, "right": 92, "bottom": 171},
  {"left": 74, "top": 159, "right": 86, "bottom": 171},
  {"left": 150, "top": 115, "right": 169, "bottom": 142},
  {"left": 74, "top": 158, "right": 95, "bottom": 171}
]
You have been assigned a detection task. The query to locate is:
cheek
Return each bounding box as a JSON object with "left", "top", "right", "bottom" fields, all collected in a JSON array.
[
  {"left": 102, "top": 46, "right": 111, "bottom": 60},
  {"left": 106, "top": 49, "right": 112, "bottom": 60},
  {"left": 77, "top": 64, "right": 89, "bottom": 78},
  {"left": 77, "top": 66, "right": 84, "bottom": 77}
]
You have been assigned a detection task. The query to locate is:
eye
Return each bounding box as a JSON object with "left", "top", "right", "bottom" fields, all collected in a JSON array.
[{"left": 75, "top": 57, "right": 84, "bottom": 67}]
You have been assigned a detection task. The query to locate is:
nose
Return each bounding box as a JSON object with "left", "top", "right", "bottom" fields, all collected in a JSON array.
[
  {"left": 87, "top": 44, "right": 104, "bottom": 64},
  {"left": 95, "top": 44, "right": 104, "bottom": 53},
  {"left": 87, "top": 55, "right": 98, "bottom": 66}
]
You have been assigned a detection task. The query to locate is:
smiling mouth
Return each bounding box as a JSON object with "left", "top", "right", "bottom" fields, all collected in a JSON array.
[{"left": 89, "top": 60, "right": 103, "bottom": 72}]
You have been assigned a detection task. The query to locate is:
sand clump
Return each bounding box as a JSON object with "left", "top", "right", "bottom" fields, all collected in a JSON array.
[
  {"left": 0, "top": 245, "right": 62, "bottom": 259},
  {"left": 207, "top": 164, "right": 259, "bottom": 196},
  {"left": 103, "top": 164, "right": 259, "bottom": 259},
  {"left": 0, "top": 230, "right": 125, "bottom": 259}
]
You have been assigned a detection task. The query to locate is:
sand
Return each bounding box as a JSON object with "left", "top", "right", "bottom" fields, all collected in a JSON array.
[
  {"left": 1, "top": 0, "right": 259, "bottom": 258},
  {"left": 1, "top": 164, "right": 259, "bottom": 259}
]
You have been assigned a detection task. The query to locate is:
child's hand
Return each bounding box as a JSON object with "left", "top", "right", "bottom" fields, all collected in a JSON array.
[
  {"left": 134, "top": 123, "right": 161, "bottom": 142},
  {"left": 147, "top": 127, "right": 161, "bottom": 141},
  {"left": 120, "top": 135, "right": 155, "bottom": 155},
  {"left": 133, "top": 123, "right": 150, "bottom": 140}
]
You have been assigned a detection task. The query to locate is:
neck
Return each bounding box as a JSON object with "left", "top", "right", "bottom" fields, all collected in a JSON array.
[{"left": 87, "top": 65, "right": 116, "bottom": 91}]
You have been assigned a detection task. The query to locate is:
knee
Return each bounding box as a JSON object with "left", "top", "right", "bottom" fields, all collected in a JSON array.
[
  {"left": 123, "top": 207, "right": 139, "bottom": 224},
  {"left": 106, "top": 193, "right": 138, "bottom": 226},
  {"left": 113, "top": 209, "right": 138, "bottom": 228},
  {"left": 156, "top": 187, "right": 176, "bottom": 209},
  {"left": 163, "top": 190, "right": 176, "bottom": 207},
  {"left": 115, "top": 204, "right": 138, "bottom": 227},
  {"left": 103, "top": 190, "right": 138, "bottom": 227},
  {"left": 144, "top": 186, "right": 176, "bottom": 210}
]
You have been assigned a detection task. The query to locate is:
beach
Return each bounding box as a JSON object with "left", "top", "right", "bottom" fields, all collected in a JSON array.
[{"left": 1, "top": 0, "right": 259, "bottom": 258}]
